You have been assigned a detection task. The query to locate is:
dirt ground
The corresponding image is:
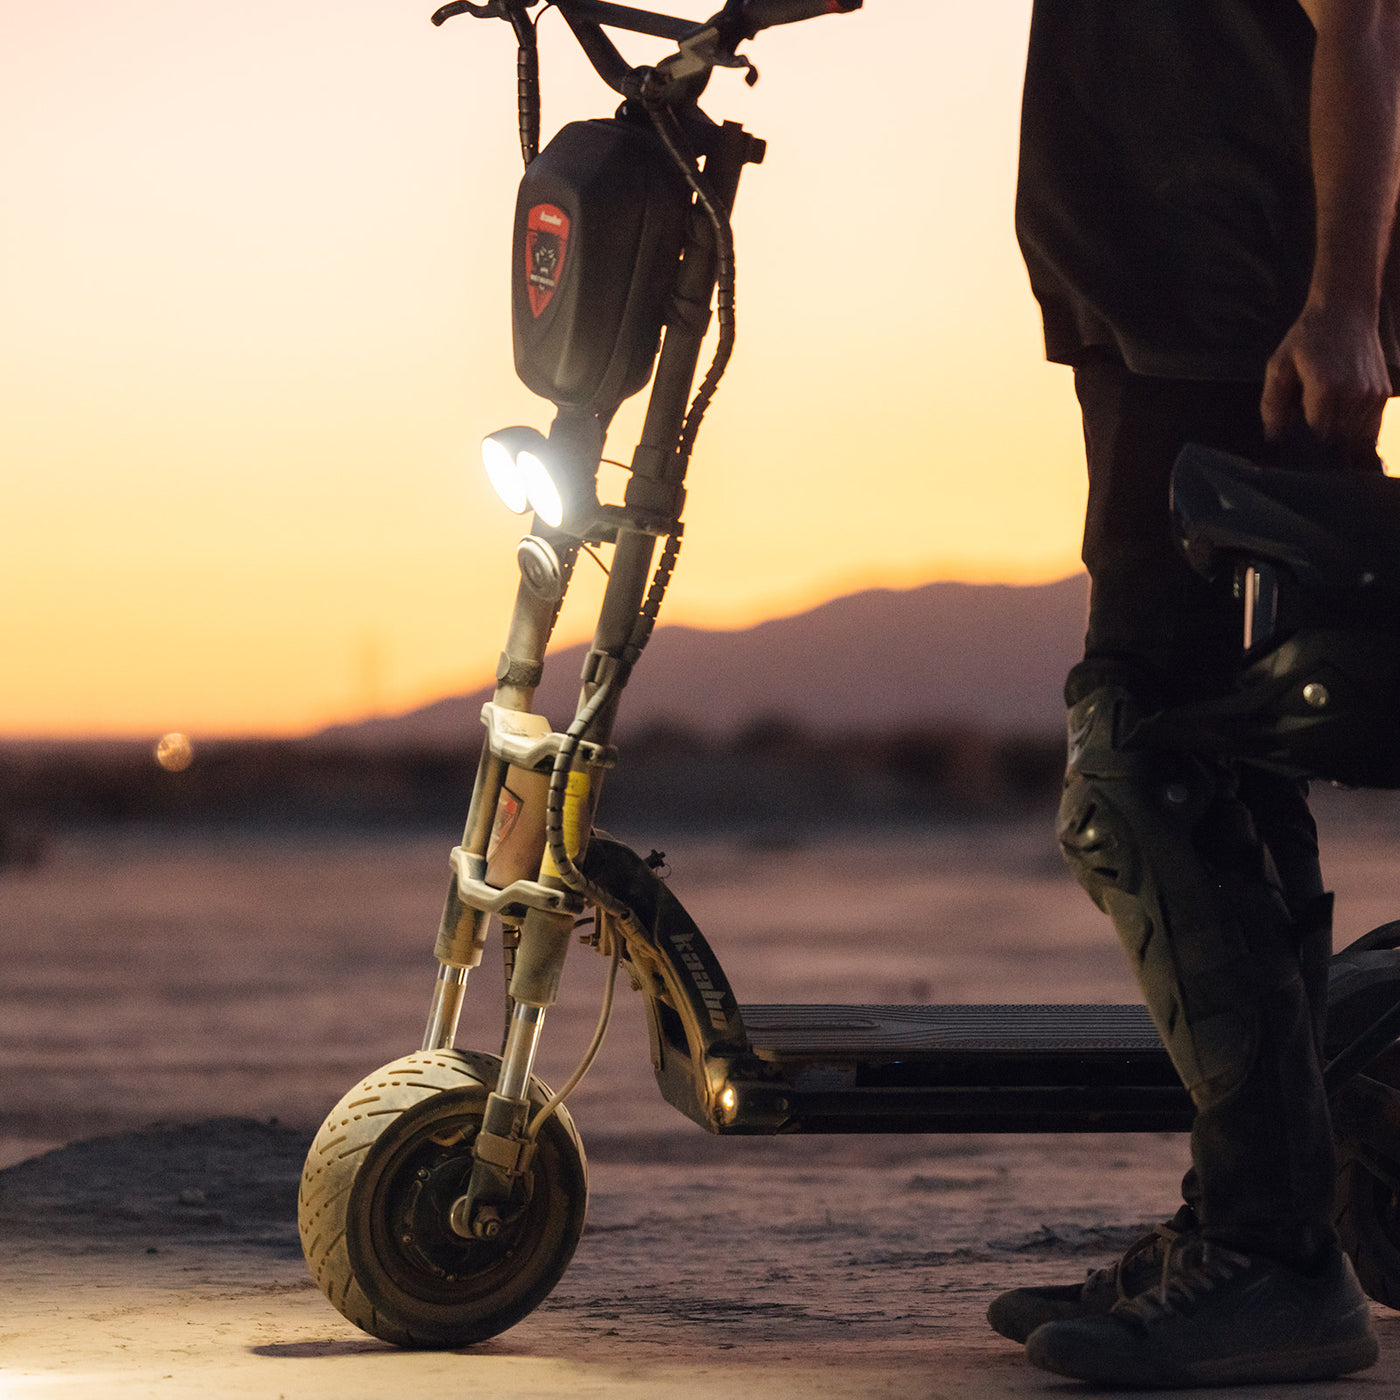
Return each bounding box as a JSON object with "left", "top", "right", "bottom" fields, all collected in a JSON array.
[{"left": 5, "top": 807, "right": 1400, "bottom": 1397}]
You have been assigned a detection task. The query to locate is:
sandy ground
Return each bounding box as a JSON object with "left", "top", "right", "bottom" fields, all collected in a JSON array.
[{"left": 5, "top": 802, "right": 1400, "bottom": 1397}]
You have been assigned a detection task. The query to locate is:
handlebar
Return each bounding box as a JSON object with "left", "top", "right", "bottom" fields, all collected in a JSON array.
[
  {"left": 503, "top": 0, "right": 697, "bottom": 42},
  {"left": 433, "top": 0, "right": 863, "bottom": 94},
  {"left": 432, "top": 0, "right": 858, "bottom": 38},
  {"left": 734, "top": 0, "right": 861, "bottom": 35},
  {"left": 432, "top": 0, "right": 860, "bottom": 166}
]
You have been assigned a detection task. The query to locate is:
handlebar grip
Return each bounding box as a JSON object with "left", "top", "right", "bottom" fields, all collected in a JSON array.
[{"left": 738, "top": 0, "right": 861, "bottom": 32}]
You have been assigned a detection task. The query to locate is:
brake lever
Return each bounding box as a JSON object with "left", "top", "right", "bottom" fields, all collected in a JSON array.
[
  {"left": 432, "top": 1, "right": 512, "bottom": 25},
  {"left": 641, "top": 21, "right": 758, "bottom": 102}
]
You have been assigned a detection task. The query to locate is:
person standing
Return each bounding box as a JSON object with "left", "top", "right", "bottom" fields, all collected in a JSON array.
[{"left": 987, "top": 0, "right": 1400, "bottom": 1386}]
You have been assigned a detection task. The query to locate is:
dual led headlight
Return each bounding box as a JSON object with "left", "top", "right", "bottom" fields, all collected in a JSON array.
[{"left": 480, "top": 426, "right": 563, "bottom": 527}]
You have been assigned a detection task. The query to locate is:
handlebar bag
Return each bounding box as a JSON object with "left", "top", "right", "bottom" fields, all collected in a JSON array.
[{"left": 511, "top": 116, "right": 691, "bottom": 413}]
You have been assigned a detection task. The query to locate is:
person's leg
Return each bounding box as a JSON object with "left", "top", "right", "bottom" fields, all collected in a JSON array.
[
  {"left": 988, "top": 351, "right": 1349, "bottom": 1347},
  {"left": 1057, "top": 678, "right": 1335, "bottom": 1262},
  {"left": 1237, "top": 764, "right": 1332, "bottom": 1060},
  {"left": 986, "top": 765, "right": 1332, "bottom": 1344},
  {"left": 1067, "top": 350, "right": 1336, "bottom": 1262},
  {"left": 1015, "top": 354, "right": 1375, "bottom": 1383}
]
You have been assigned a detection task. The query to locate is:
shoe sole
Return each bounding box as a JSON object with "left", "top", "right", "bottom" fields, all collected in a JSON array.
[
  {"left": 1027, "top": 1332, "right": 1379, "bottom": 1388},
  {"left": 986, "top": 1291, "right": 1094, "bottom": 1345}
]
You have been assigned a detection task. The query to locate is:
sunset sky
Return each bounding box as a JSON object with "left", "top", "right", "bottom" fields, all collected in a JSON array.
[{"left": 7, "top": 2, "right": 1396, "bottom": 739}]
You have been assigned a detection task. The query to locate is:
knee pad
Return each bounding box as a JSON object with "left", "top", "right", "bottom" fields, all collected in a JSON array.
[
  {"left": 1056, "top": 686, "right": 1301, "bottom": 1097},
  {"left": 1057, "top": 685, "right": 1212, "bottom": 905}
]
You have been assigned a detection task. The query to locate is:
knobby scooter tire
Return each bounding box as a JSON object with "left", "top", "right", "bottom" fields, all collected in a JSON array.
[
  {"left": 298, "top": 1049, "right": 587, "bottom": 1348},
  {"left": 1335, "top": 1145, "right": 1400, "bottom": 1311}
]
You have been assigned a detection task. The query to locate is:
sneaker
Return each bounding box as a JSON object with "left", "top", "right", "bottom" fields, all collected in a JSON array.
[
  {"left": 1025, "top": 1238, "right": 1379, "bottom": 1387},
  {"left": 986, "top": 1206, "right": 1197, "bottom": 1344}
]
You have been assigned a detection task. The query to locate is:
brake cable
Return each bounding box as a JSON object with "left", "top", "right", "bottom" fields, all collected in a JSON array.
[
  {"left": 641, "top": 100, "right": 738, "bottom": 474},
  {"left": 432, "top": 0, "right": 541, "bottom": 165},
  {"left": 524, "top": 913, "right": 623, "bottom": 1139}
]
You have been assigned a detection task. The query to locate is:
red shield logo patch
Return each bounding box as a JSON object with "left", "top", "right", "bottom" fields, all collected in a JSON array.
[{"left": 524, "top": 203, "right": 570, "bottom": 318}]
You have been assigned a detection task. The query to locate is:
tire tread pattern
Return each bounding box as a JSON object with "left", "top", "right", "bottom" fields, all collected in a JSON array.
[{"left": 297, "top": 1049, "right": 585, "bottom": 1348}]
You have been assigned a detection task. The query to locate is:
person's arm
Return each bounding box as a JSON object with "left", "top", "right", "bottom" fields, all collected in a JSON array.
[{"left": 1259, "top": 0, "right": 1400, "bottom": 455}]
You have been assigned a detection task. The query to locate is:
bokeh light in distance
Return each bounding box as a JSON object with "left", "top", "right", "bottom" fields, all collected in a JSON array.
[{"left": 154, "top": 732, "right": 194, "bottom": 772}]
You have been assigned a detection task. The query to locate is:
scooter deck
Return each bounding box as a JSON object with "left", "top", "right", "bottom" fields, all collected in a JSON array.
[
  {"left": 742, "top": 1002, "right": 1166, "bottom": 1055},
  {"left": 583, "top": 838, "right": 1196, "bottom": 1135},
  {"left": 731, "top": 1002, "right": 1191, "bottom": 1134},
  {"left": 588, "top": 839, "right": 1400, "bottom": 1137}
]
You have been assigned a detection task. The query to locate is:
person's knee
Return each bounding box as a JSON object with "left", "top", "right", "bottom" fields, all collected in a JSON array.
[{"left": 1055, "top": 684, "right": 1214, "bottom": 906}]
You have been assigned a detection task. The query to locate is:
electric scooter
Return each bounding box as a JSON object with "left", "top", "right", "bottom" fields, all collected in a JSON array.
[{"left": 296, "top": 0, "right": 1400, "bottom": 1348}]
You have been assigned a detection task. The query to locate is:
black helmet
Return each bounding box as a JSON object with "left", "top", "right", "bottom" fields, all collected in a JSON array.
[{"left": 1165, "top": 444, "right": 1400, "bottom": 788}]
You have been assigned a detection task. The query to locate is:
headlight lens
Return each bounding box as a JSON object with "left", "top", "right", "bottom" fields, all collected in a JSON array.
[
  {"left": 481, "top": 433, "right": 530, "bottom": 514},
  {"left": 517, "top": 449, "right": 563, "bottom": 528}
]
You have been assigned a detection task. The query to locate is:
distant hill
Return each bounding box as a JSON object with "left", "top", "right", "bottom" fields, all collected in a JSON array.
[{"left": 319, "top": 575, "right": 1089, "bottom": 749}]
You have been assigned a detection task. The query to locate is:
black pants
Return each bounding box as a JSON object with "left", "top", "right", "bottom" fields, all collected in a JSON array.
[{"left": 1068, "top": 350, "right": 1336, "bottom": 1265}]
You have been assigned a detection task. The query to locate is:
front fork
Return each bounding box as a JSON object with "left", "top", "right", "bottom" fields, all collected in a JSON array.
[
  {"left": 420, "top": 529, "right": 566, "bottom": 1057},
  {"left": 450, "top": 908, "right": 573, "bottom": 1241},
  {"left": 420, "top": 517, "right": 660, "bottom": 1238}
]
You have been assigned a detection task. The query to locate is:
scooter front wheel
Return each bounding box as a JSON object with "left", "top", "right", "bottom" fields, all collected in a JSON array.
[{"left": 298, "top": 1049, "right": 587, "bottom": 1348}]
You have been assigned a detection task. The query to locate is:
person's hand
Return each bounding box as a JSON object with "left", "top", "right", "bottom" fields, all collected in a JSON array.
[{"left": 1259, "top": 300, "right": 1389, "bottom": 459}]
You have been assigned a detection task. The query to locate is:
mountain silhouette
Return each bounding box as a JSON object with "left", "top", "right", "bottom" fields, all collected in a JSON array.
[{"left": 319, "top": 575, "right": 1089, "bottom": 748}]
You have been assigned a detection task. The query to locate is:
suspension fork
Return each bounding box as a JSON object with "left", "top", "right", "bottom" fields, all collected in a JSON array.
[{"left": 447, "top": 540, "right": 647, "bottom": 1212}]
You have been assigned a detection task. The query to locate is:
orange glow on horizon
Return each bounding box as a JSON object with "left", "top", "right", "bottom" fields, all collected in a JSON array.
[{"left": 10, "top": 3, "right": 1385, "bottom": 741}]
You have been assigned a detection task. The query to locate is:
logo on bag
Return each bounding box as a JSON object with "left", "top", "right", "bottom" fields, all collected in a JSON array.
[{"left": 524, "top": 204, "right": 570, "bottom": 317}]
